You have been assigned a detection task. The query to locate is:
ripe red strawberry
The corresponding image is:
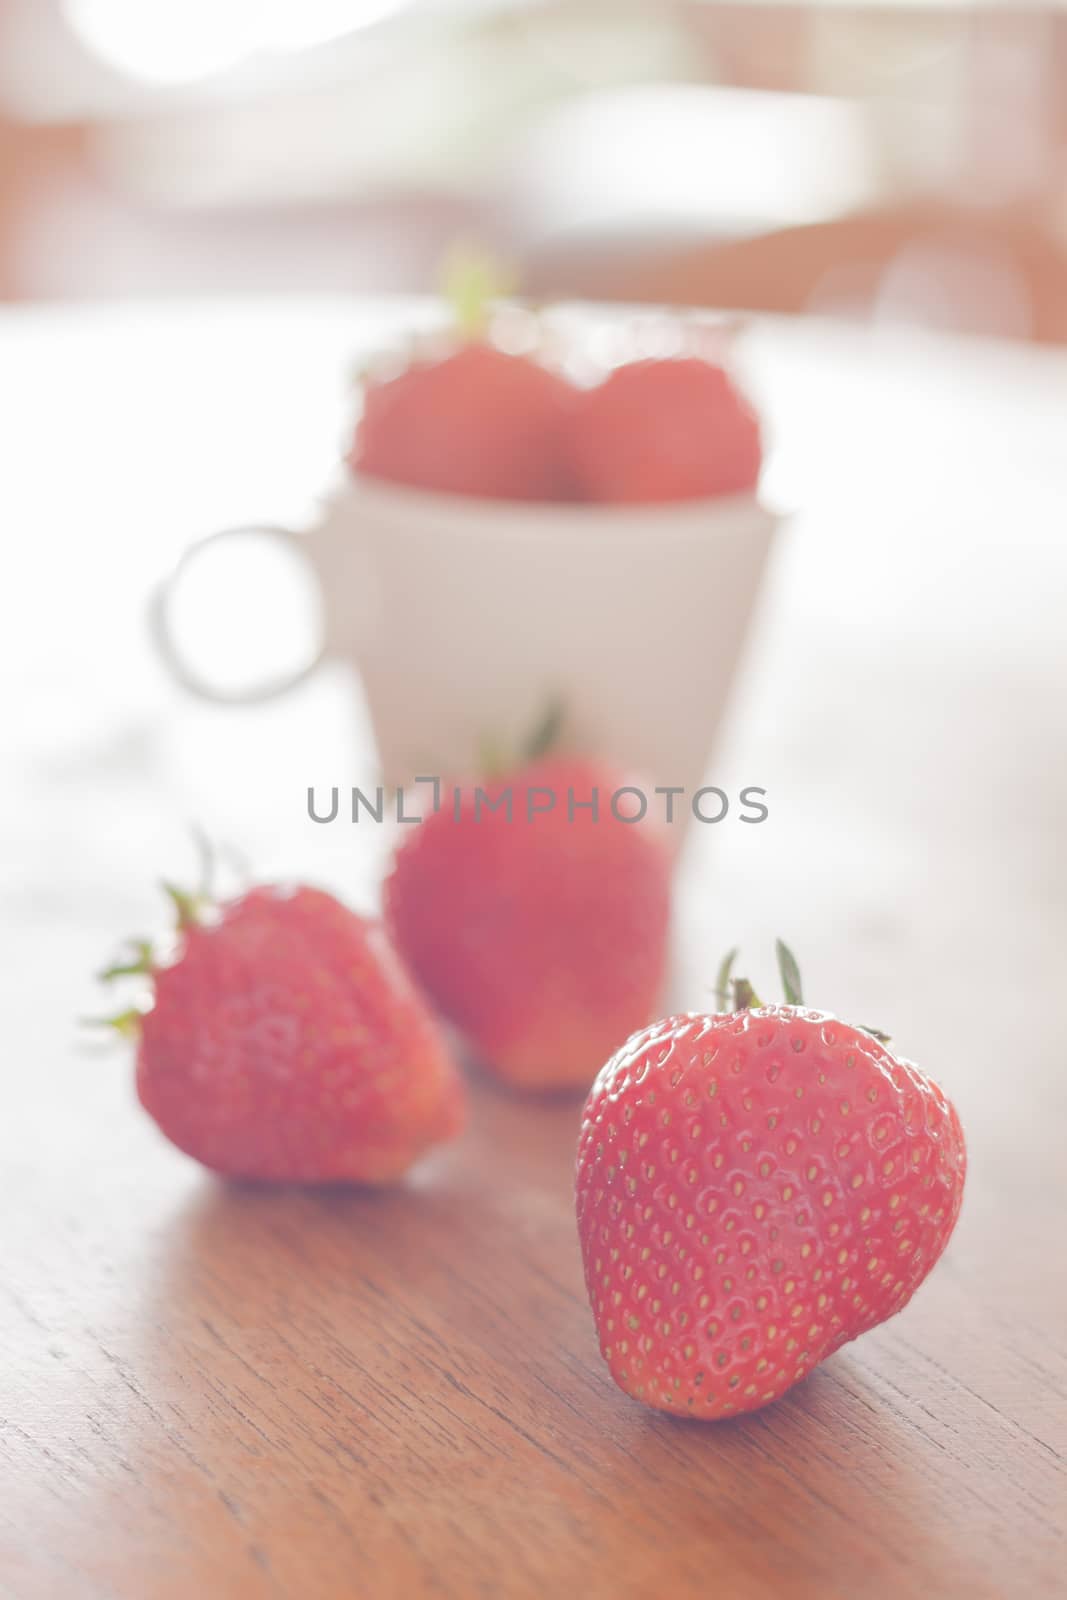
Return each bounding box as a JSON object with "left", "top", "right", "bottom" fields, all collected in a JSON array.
[
  {"left": 568, "top": 357, "right": 762, "bottom": 504},
  {"left": 350, "top": 342, "right": 578, "bottom": 502},
  {"left": 575, "top": 944, "right": 966, "bottom": 1417},
  {"left": 100, "top": 883, "right": 465, "bottom": 1182},
  {"left": 384, "top": 756, "right": 672, "bottom": 1090}
]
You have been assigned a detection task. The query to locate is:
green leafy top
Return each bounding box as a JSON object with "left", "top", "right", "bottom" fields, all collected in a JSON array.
[
  {"left": 718, "top": 940, "right": 890, "bottom": 1045},
  {"left": 85, "top": 830, "right": 220, "bottom": 1036},
  {"left": 441, "top": 242, "right": 515, "bottom": 341},
  {"left": 479, "top": 696, "right": 567, "bottom": 778}
]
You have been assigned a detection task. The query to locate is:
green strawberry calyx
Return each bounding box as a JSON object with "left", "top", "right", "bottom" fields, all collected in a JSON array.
[
  {"left": 478, "top": 694, "right": 568, "bottom": 779},
  {"left": 716, "top": 939, "right": 891, "bottom": 1045},
  {"left": 85, "top": 832, "right": 219, "bottom": 1036},
  {"left": 441, "top": 241, "right": 516, "bottom": 341}
]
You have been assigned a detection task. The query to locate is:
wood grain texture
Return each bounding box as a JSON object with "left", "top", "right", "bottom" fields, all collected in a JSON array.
[{"left": 2, "top": 302, "right": 1065, "bottom": 1599}]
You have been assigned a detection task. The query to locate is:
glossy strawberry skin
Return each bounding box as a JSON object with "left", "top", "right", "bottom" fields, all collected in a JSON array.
[
  {"left": 350, "top": 343, "right": 578, "bottom": 502},
  {"left": 576, "top": 1007, "right": 966, "bottom": 1417},
  {"left": 384, "top": 758, "right": 672, "bottom": 1091},
  {"left": 137, "top": 886, "right": 465, "bottom": 1183},
  {"left": 568, "top": 358, "right": 762, "bottom": 504}
]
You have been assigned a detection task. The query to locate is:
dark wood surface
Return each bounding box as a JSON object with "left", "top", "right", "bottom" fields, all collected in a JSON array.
[{"left": 2, "top": 301, "right": 1065, "bottom": 1598}]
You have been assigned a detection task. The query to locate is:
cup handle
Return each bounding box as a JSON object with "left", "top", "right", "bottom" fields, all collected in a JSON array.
[{"left": 150, "top": 523, "right": 326, "bottom": 704}]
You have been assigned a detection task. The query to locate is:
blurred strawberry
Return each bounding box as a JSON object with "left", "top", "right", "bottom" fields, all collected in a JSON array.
[
  {"left": 350, "top": 342, "right": 578, "bottom": 502},
  {"left": 568, "top": 357, "right": 762, "bottom": 504},
  {"left": 97, "top": 881, "right": 465, "bottom": 1183},
  {"left": 385, "top": 752, "right": 672, "bottom": 1091}
]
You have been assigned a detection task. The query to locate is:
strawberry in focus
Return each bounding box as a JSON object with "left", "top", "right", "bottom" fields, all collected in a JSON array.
[
  {"left": 102, "top": 883, "right": 465, "bottom": 1183},
  {"left": 350, "top": 343, "right": 578, "bottom": 502},
  {"left": 575, "top": 944, "right": 965, "bottom": 1417},
  {"left": 568, "top": 357, "right": 762, "bottom": 504},
  {"left": 384, "top": 756, "right": 672, "bottom": 1091}
]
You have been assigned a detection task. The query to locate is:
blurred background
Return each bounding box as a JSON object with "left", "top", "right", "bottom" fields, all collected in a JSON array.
[
  {"left": 2, "top": 0, "right": 1066, "bottom": 338},
  {"left": 3, "top": 0, "right": 1065, "bottom": 1016}
]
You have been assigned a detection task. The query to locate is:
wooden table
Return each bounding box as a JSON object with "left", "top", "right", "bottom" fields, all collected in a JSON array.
[{"left": 2, "top": 301, "right": 1065, "bottom": 1599}]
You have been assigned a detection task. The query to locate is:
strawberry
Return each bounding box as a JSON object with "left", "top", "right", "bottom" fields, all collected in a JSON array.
[
  {"left": 568, "top": 357, "right": 762, "bottom": 504},
  {"left": 350, "top": 342, "right": 578, "bottom": 502},
  {"left": 98, "top": 881, "right": 465, "bottom": 1183},
  {"left": 384, "top": 754, "right": 672, "bottom": 1090},
  {"left": 575, "top": 943, "right": 966, "bottom": 1417}
]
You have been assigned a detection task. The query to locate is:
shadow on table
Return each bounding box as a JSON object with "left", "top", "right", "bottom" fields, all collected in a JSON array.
[
  {"left": 613, "top": 1351, "right": 1007, "bottom": 1600},
  {"left": 125, "top": 1075, "right": 1009, "bottom": 1600}
]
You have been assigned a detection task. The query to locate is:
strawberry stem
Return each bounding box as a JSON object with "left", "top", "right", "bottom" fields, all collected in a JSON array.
[
  {"left": 81, "top": 1008, "right": 144, "bottom": 1038},
  {"left": 718, "top": 940, "right": 891, "bottom": 1040},
  {"left": 713, "top": 948, "right": 738, "bottom": 1010},
  {"left": 521, "top": 696, "right": 566, "bottom": 763},
  {"left": 724, "top": 941, "right": 796, "bottom": 1011},
  {"left": 91, "top": 835, "right": 223, "bottom": 1039},
  {"left": 98, "top": 938, "right": 155, "bottom": 982},
  {"left": 441, "top": 242, "right": 514, "bottom": 340},
  {"left": 161, "top": 881, "right": 202, "bottom": 930},
  {"left": 732, "top": 977, "right": 763, "bottom": 1011},
  {"left": 775, "top": 938, "right": 804, "bottom": 1006},
  {"left": 478, "top": 732, "right": 508, "bottom": 780},
  {"left": 477, "top": 696, "right": 568, "bottom": 779}
]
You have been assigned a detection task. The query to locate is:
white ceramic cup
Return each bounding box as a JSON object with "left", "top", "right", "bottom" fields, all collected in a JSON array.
[{"left": 152, "top": 475, "right": 780, "bottom": 799}]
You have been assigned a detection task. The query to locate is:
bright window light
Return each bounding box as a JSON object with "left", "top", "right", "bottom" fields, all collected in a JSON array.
[{"left": 63, "top": 0, "right": 409, "bottom": 85}]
